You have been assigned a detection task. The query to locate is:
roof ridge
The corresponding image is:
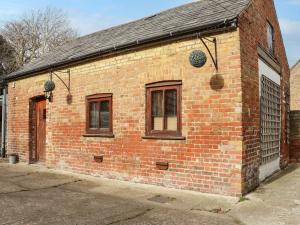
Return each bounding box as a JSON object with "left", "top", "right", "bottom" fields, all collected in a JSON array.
[
  {"left": 8, "top": 0, "right": 250, "bottom": 79},
  {"left": 20, "top": 1, "right": 209, "bottom": 67},
  {"left": 76, "top": 0, "right": 206, "bottom": 40},
  {"left": 291, "top": 60, "right": 300, "bottom": 71}
]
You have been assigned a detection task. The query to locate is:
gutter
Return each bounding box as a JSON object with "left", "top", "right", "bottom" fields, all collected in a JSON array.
[{"left": 6, "top": 18, "right": 238, "bottom": 81}]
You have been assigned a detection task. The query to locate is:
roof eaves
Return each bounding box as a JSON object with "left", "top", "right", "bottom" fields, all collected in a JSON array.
[{"left": 6, "top": 18, "right": 238, "bottom": 81}]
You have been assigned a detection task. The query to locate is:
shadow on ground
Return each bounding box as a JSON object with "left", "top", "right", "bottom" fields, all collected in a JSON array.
[{"left": 0, "top": 163, "right": 239, "bottom": 225}]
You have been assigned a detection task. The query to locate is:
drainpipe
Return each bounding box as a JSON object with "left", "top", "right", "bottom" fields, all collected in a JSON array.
[{"left": 1, "top": 87, "right": 6, "bottom": 157}]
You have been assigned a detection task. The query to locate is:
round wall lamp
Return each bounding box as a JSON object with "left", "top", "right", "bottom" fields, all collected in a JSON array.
[
  {"left": 189, "top": 50, "right": 207, "bottom": 68},
  {"left": 44, "top": 80, "right": 55, "bottom": 100}
]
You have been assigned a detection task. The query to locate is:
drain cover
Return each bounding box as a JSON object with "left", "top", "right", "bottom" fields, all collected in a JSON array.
[{"left": 148, "top": 195, "right": 175, "bottom": 203}]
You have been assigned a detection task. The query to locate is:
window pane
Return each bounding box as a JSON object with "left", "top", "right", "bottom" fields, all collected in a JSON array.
[
  {"left": 267, "top": 23, "right": 274, "bottom": 52},
  {"left": 152, "top": 91, "right": 163, "bottom": 116},
  {"left": 151, "top": 91, "right": 163, "bottom": 130},
  {"left": 165, "top": 90, "right": 177, "bottom": 116},
  {"left": 100, "top": 101, "right": 110, "bottom": 129},
  {"left": 165, "top": 89, "right": 177, "bottom": 131},
  {"left": 89, "top": 102, "right": 99, "bottom": 129},
  {"left": 167, "top": 117, "right": 177, "bottom": 131},
  {"left": 153, "top": 117, "right": 163, "bottom": 131}
]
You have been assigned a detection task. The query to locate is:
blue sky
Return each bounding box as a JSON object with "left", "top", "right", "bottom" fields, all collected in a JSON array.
[{"left": 0, "top": 0, "right": 299, "bottom": 66}]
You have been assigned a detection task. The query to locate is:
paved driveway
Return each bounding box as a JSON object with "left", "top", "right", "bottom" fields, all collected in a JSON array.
[{"left": 0, "top": 161, "right": 299, "bottom": 225}]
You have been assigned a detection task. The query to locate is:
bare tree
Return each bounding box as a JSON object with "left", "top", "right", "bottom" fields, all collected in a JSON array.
[
  {"left": 1, "top": 7, "right": 77, "bottom": 70},
  {"left": 0, "top": 35, "right": 17, "bottom": 75}
]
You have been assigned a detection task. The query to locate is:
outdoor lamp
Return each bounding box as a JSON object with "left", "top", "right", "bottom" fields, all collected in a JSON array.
[
  {"left": 189, "top": 50, "right": 207, "bottom": 68},
  {"left": 44, "top": 80, "right": 55, "bottom": 101}
]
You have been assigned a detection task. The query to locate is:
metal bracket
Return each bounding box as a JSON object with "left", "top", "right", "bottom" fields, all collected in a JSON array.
[
  {"left": 199, "top": 36, "right": 218, "bottom": 71},
  {"left": 50, "top": 69, "right": 71, "bottom": 93}
]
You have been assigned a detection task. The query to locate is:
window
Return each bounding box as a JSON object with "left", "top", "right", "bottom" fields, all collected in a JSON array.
[
  {"left": 86, "top": 94, "right": 112, "bottom": 135},
  {"left": 267, "top": 22, "right": 274, "bottom": 54},
  {"left": 146, "top": 81, "right": 182, "bottom": 137}
]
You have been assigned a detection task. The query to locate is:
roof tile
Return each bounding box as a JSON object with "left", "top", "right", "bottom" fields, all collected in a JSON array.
[{"left": 8, "top": 0, "right": 250, "bottom": 79}]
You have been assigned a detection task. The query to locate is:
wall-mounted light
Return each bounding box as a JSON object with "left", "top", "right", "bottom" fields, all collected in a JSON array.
[
  {"left": 189, "top": 36, "right": 219, "bottom": 71},
  {"left": 44, "top": 80, "right": 55, "bottom": 101},
  {"left": 189, "top": 50, "right": 207, "bottom": 68},
  {"left": 44, "top": 70, "right": 72, "bottom": 103}
]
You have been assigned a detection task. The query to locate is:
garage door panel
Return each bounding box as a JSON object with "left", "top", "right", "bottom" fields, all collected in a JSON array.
[{"left": 261, "top": 75, "right": 281, "bottom": 165}]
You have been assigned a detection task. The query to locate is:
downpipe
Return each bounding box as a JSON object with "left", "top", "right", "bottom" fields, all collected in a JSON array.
[{"left": 1, "top": 87, "right": 6, "bottom": 158}]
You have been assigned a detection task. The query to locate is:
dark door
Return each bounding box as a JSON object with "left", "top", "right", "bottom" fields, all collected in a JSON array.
[{"left": 36, "top": 99, "right": 46, "bottom": 162}]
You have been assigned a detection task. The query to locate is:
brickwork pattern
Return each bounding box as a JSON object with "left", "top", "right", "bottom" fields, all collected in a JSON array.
[
  {"left": 238, "top": 0, "right": 290, "bottom": 194},
  {"left": 291, "top": 61, "right": 300, "bottom": 111},
  {"left": 6, "top": 0, "right": 290, "bottom": 196},
  {"left": 290, "top": 111, "right": 300, "bottom": 162},
  {"left": 7, "top": 32, "right": 244, "bottom": 196},
  {"left": 290, "top": 60, "right": 300, "bottom": 162}
]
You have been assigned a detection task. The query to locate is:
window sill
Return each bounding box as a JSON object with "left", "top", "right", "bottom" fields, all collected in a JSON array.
[
  {"left": 142, "top": 136, "right": 186, "bottom": 140},
  {"left": 83, "top": 133, "right": 115, "bottom": 138}
]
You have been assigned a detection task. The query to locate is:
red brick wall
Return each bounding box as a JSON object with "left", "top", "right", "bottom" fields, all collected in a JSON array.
[
  {"left": 7, "top": 31, "right": 244, "bottom": 196},
  {"left": 290, "top": 111, "right": 300, "bottom": 162},
  {"left": 238, "top": 0, "right": 290, "bottom": 194},
  {"left": 6, "top": 0, "right": 290, "bottom": 197},
  {"left": 290, "top": 140, "right": 300, "bottom": 162}
]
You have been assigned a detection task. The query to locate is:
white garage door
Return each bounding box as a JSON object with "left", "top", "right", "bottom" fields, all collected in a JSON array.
[{"left": 259, "top": 59, "right": 281, "bottom": 181}]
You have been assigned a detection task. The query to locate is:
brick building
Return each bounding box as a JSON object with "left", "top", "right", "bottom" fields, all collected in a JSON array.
[
  {"left": 5, "top": 0, "right": 290, "bottom": 196},
  {"left": 291, "top": 61, "right": 300, "bottom": 110},
  {"left": 290, "top": 61, "right": 300, "bottom": 161}
]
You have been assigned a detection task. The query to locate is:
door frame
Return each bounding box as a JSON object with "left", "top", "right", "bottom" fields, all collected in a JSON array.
[{"left": 29, "top": 95, "right": 46, "bottom": 163}]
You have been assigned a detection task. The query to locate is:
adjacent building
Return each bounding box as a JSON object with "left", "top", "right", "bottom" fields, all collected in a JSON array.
[
  {"left": 291, "top": 61, "right": 300, "bottom": 110},
  {"left": 290, "top": 60, "right": 300, "bottom": 161},
  {"left": 5, "top": 0, "right": 290, "bottom": 196}
]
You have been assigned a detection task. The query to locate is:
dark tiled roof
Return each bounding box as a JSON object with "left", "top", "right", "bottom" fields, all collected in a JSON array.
[{"left": 8, "top": 0, "right": 250, "bottom": 79}]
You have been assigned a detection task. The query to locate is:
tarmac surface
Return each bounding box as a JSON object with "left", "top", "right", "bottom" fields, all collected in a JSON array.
[{"left": 0, "top": 160, "right": 299, "bottom": 225}]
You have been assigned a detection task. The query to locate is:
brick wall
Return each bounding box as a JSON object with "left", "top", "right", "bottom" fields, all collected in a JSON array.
[
  {"left": 238, "top": 0, "right": 290, "bottom": 194},
  {"left": 290, "top": 59, "right": 300, "bottom": 162},
  {"left": 290, "top": 111, "right": 300, "bottom": 162},
  {"left": 6, "top": 0, "right": 290, "bottom": 196},
  {"left": 291, "top": 61, "right": 300, "bottom": 111},
  {"left": 7, "top": 31, "right": 244, "bottom": 196}
]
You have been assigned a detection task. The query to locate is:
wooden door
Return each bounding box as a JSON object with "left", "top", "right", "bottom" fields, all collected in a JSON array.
[{"left": 36, "top": 99, "right": 46, "bottom": 162}]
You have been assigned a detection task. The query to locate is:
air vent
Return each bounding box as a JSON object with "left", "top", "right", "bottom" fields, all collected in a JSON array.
[{"left": 156, "top": 162, "right": 169, "bottom": 170}]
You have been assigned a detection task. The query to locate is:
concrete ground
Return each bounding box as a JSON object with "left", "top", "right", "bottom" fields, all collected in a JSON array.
[
  {"left": 229, "top": 164, "right": 300, "bottom": 225},
  {"left": 0, "top": 160, "right": 299, "bottom": 225}
]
